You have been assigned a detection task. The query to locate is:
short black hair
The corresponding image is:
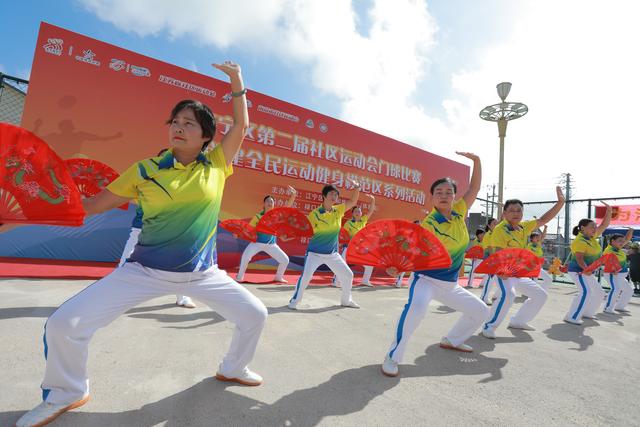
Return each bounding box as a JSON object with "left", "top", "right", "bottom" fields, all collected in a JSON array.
[
  {"left": 485, "top": 218, "right": 496, "bottom": 232},
  {"left": 475, "top": 228, "right": 485, "bottom": 237},
  {"left": 609, "top": 233, "right": 625, "bottom": 243},
  {"left": 322, "top": 185, "right": 340, "bottom": 198},
  {"left": 503, "top": 199, "right": 524, "bottom": 211},
  {"left": 530, "top": 231, "right": 541, "bottom": 239},
  {"left": 166, "top": 99, "right": 216, "bottom": 150},
  {"left": 430, "top": 177, "right": 457, "bottom": 195},
  {"left": 351, "top": 206, "right": 361, "bottom": 213},
  {"left": 263, "top": 195, "right": 274, "bottom": 203},
  {"left": 572, "top": 218, "right": 595, "bottom": 236}
]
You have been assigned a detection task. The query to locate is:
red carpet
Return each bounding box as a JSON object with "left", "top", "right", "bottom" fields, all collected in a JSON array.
[{"left": 0, "top": 257, "right": 486, "bottom": 288}]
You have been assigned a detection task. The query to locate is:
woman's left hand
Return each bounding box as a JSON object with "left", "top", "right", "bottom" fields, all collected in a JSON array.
[{"left": 212, "top": 61, "right": 242, "bottom": 78}]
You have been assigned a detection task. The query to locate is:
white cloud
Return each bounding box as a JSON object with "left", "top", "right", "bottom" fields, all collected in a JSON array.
[{"left": 80, "top": 0, "right": 640, "bottom": 222}]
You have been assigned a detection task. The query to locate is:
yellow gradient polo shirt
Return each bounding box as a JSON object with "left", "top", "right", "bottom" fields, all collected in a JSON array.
[
  {"left": 344, "top": 215, "right": 369, "bottom": 238},
  {"left": 107, "top": 145, "right": 232, "bottom": 272},
  {"left": 416, "top": 198, "right": 467, "bottom": 282},
  {"left": 491, "top": 220, "right": 538, "bottom": 250},
  {"left": 307, "top": 203, "right": 346, "bottom": 254},
  {"left": 568, "top": 232, "right": 602, "bottom": 273}
]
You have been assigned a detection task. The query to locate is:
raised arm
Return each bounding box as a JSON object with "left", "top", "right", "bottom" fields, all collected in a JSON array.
[
  {"left": 541, "top": 225, "right": 548, "bottom": 240},
  {"left": 536, "top": 186, "right": 565, "bottom": 227},
  {"left": 456, "top": 152, "right": 481, "bottom": 209},
  {"left": 624, "top": 227, "right": 634, "bottom": 244},
  {"left": 344, "top": 180, "right": 361, "bottom": 211},
  {"left": 365, "top": 194, "right": 376, "bottom": 218},
  {"left": 595, "top": 202, "right": 613, "bottom": 236},
  {"left": 285, "top": 186, "right": 297, "bottom": 208},
  {"left": 213, "top": 61, "right": 249, "bottom": 166}
]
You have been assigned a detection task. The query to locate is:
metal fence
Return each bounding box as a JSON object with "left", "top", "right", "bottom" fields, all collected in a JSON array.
[{"left": 0, "top": 73, "right": 29, "bottom": 125}]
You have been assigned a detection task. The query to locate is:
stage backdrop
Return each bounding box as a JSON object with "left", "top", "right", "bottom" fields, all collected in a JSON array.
[{"left": 0, "top": 22, "right": 469, "bottom": 269}]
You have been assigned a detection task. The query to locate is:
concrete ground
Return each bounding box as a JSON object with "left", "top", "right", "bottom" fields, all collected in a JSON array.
[{"left": 1, "top": 277, "right": 639, "bottom": 426}]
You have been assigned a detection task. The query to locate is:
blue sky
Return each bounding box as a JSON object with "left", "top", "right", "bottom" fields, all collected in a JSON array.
[{"left": 3, "top": 0, "right": 640, "bottom": 224}]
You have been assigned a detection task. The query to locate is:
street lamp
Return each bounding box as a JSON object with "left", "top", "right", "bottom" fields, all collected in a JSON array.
[{"left": 479, "top": 82, "right": 528, "bottom": 210}]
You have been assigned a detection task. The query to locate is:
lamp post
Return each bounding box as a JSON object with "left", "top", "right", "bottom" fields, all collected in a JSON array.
[{"left": 479, "top": 82, "right": 528, "bottom": 210}]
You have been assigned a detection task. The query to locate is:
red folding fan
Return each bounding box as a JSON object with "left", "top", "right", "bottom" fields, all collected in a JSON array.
[
  {"left": 345, "top": 219, "right": 451, "bottom": 275},
  {"left": 465, "top": 245, "right": 484, "bottom": 259},
  {"left": 475, "top": 248, "right": 544, "bottom": 278},
  {"left": 582, "top": 253, "right": 622, "bottom": 274},
  {"left": 255, "top": 207, "right": 313, "bottom": 238},
  {"left": 219, "top": 219, "right": 257, "bottom": 242},
  {"left": 339, "top": 227, "right": 351, "bottom": 245},
  {"left": 0, "top": 123, "right": 85, "bottom": 225},
  {"left": 65, "top": 158, "right": 127, "bottom": 210}
]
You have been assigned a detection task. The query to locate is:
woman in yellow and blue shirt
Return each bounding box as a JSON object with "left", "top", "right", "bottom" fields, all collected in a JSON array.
[
  {"left": 528, "top": 225, "right": 551, "bottom": 289},
  {"left": 603, "top": 228, "right": 634, "bottom": 314},
  {"left": 288, "top": 181, "right": 362, "bottom": 310},
  {"left": 333, "top": 194, "right": 376, "bottom": 287},
  {"left": 14, "top": 63, "right": 270, "bottom": 427},
  {"left": 382, "top": 152, "right": 490, "bottom": 378},
  {"left": 564, "top": 204, "right": 612, "bottom": 324},
  {"left": 236, "top": 187, "right": 296, "bottom": 284}
]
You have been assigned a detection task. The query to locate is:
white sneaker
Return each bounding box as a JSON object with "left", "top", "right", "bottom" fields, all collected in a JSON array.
[
  {"left": 582, "top": 314, "right": 598, "bottom": 320},
  {"left": 381, "top": 355, "right": 399, "bottom": 377},
  {"left": 15, "top": 395, "right": 90, "bottom": 427},
  {"left": 361, "top": 281, "right": 374, "bottom": 287},
  {"left": 235, "top": 275, "right": 245, "bottom": 282},
  {"left": 176, "top": 296, "right": 196, "bottom": 309},
  {"left": 508, "top": 322, "right": 536, "bottom": 331},
  {"left": 481, "top": 328, "right": 496, "bottom": 339},
  {"left": 273, "top": 277, "right": 288, "bottom": 284},
  {"left": 215, "top": 366, "right": 263, "bottom": 386},
  {"left": 341, "top": 300, "right": 360, "bottom": 309},
  {"left": 439, "top": 337, "right": 473, "bottom": 353},
  {"left": 603, "top": 309, "right": 616, "bottom": 314},
  {"left": 563, "top": 317, "right": 584, "bottom": 325},
  {"left": 615, "top": 308, "right": 631, "bottom": 313},
  {"left": 287, "top": 301, "right": 298, "bottom": 310}
]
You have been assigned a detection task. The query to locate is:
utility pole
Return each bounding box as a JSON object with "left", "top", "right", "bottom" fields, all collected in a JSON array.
[
  {"left": 490, "top": 184, "right": 496, "bottom": 218},
  {"left": 560, "top": 173, "right": 574, "bottom": 259}
]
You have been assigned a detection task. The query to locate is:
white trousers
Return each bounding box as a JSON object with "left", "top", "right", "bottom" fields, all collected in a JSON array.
[
  {"left": 396, "top": 272, "right": 414, "bottom": 287},
  {"left": 480, "top": 274, "right": 496, "bottom": 303},
  {"left": 41, "top": 262, "right": 268, "bottom": 405},
  {"left": 118, "top": 227, "right": 141, "bottom": 266},
  {"left": 290, "top": 251, "right": 354, "bottom": 307},
  {"left": 467, "top": 259, "right": 480, "bottom": 287},
  {"left": 604, "top": 272, "right": 634, "bottom": 312},
  {"left": 565, "top": 272, "right": 605, "bottom": 321},
  {"left": 119, "top": 227, "right": 187, "bottom": 302},
  {"left": 236, "top": 242, "right": 290, "bottom": 281},
  {"left": 387, "top": 275, "right": 489, "bottom": 363},
  {"left": 334, "top": 246, "right": 372, "bottom": 284},
  {"left": 537, "top": 269, "right": 552, "bottom": 289},
  {"left": 483, "top": 277, "right": 548, "bottom": 332}
]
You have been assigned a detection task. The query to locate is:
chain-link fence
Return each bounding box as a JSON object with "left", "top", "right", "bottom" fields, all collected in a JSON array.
[{"left": 0, "top": 73, "right": 29, "bottom": 125}]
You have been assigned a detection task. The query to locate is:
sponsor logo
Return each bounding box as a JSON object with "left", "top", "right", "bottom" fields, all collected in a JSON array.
[
  {"left": 43, "top": 38, "right": 63, "bottom": 56},
  {"left": 158, "top": 75, "right": 216, "bottom": 98},
  {"left": 75, "top": 49, "right": 101, "bottom": 66},
  {"left": 305, "top": 119, "right": 315, "bottom": 129},
  {"left": 257, "top": 105, "right": 300, "bottom": 123},
  {"left": 109, "top": 59, "right": 126, "bottom": 72},
  {"left": 130, "top": 65, "right": 150, "bottom": 77},
  {"left": 319, "top": 123, "right": 329, "bottom": 133}
]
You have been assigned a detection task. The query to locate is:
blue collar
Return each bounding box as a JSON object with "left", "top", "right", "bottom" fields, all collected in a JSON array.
[
  {"left": 158, "top": 150, "right": 210, "bottom": 169},
  {"left": 431, "top": 208, "right": 461, "bottom": 224}
]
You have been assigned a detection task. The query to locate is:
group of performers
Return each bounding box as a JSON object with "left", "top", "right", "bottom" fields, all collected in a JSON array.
[{"left": 4, "top": 62, "right": 635, "bottom": 427}]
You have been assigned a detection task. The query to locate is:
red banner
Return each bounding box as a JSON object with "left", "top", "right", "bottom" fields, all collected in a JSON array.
[
  {"left": 595, "top": 204, "right": 640, "bottom": 226},
  {"left": 20, "top": 22, "right": 470, "bottom": 265}
]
